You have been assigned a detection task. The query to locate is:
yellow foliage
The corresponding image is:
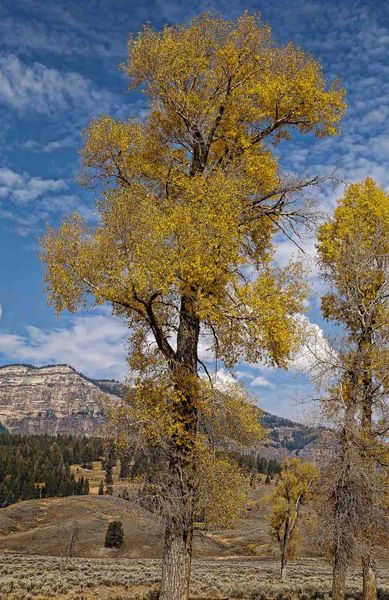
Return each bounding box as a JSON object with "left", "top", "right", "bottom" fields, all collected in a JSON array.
[
  {"left": 40, "top": 13, "right": 344, "bottom": 529},
  {"left": 125, "top": 13, "right": 345, "bottom": 143},
  {"left": 317, "top": 178, "right": 389, "bottom": 328},
  {"left": 195, "top": 443, "right": 248, "bottom": 527},
  {"left": 317, "top": 178, "right": 389, "bottom": 446},
  {"left": 41, "top": 12, "right": 345, "bottom": 373},
  {"left": 264, "top": 457, "right": 320, "bottom": 559}
]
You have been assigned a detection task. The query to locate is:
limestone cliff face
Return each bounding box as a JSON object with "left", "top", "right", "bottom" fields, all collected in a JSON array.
[
  {"left": 0, "top": 364, "right": 120, "bottom": 435},
  {"left": 0, "top": 364, "right": 327, "bottom": 462}
]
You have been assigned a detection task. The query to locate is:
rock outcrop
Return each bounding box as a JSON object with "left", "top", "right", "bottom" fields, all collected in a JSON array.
[
  {"left": 0, "top": 364, "right": 329, "bottom": 463},
  {"left": 0, "top": 364, "right": 120, "bottom": 435}
]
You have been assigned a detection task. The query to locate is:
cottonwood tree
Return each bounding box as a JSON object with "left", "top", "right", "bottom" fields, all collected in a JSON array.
[
  {"left": 41, "top": 13, "right": 345, "bottom": 599},
  {"left": 316, "top": 371, "right": 371, "bottom": 600},
  {"left": 316, "top": 179, "right": 389, "bottom": 600},
  {"left": 264, "top": 457, "right": 320, "bottom": 580}
]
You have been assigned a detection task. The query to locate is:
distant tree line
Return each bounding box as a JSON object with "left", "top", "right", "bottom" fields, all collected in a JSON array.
[
  {"left": 235, "top": 452, "right": 280, "bottom": 477},
  {"left": 268, "top": 428, "right": 318, "bottom": 452},
  {"left": 0, "top": 430, "right": 103, "bottom": 507},
  {"left": 260, "top": 413, "right": 297, "bottom": 428}
]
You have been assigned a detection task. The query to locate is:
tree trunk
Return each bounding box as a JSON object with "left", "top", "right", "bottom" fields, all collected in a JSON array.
[
  {"left": 332, "top": 559, "right": 346, "bottom": 600},
  {"left": 159, "top": 293, "right": 199, "bottom": 599},
  {"left": 362, "top": 555, "right": 377, "bottom": 600},
  {"left": 280, "top": 551, "right": 288, "bottom": 580},
  {"left": 360, "top": 341, "right": 377, "bottom": 600},
  {"left": 160, "top": 520, "right": 193, "bottom": 600}
]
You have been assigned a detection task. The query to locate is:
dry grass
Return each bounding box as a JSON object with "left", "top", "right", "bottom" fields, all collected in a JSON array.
[
  {"left": 0, "top": 485, "right": 275, "bottom": 559},
  {"left": 0, "top": 554, "right": 388, "bottom": 600},
  {"left": 0, "top": 481, "right": 387, "bottom": 599},
  {"left": 70, "top": 460, "right": 125, "bottom": 495}
]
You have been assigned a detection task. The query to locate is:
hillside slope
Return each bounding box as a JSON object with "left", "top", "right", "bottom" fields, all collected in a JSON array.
[{"left": 0, "top": 486, "right": 285, "bottom": 559}]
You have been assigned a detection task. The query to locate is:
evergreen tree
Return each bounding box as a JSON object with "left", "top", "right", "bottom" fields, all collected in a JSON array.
[
  {"left": 105, "top": 465, "right": 113, "bottom": 486},
  {"left": 119, "top": 453, "right": 131, "bottom": 479},
  {"left": 105, "top": 521, "right": 124, "bottom": 548}
]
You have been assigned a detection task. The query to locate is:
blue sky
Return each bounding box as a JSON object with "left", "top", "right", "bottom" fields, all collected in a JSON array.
[{"left": 0, "top": 0, "right": 388, "bottom": 419}]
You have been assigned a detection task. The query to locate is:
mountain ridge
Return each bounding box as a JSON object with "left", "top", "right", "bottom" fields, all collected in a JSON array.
[
  {"left": 0, "top": 363, "right": 326, "bottom": 461},
  {"left": 0, "top": 363, "right": 117, "bottom": 435}
]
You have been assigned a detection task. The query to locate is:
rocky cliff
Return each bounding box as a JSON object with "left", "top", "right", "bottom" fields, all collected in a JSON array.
[
  {"left": 0, "top": 364, "right": 120, "bottom": 435},
  {"left": 0, "top": 364, "right": 328, "bottom": 461}
]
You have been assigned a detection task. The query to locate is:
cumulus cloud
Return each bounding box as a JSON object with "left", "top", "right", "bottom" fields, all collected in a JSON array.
[
  {"left": 0, "top": 312, "right": 129, "bottom": 380},
  {"left": 250, "top": 375, "right": 273, "bottom": 388},
  {"left": 289, "top": 317, "right": 336, "bottom": 380},
  {"left": 209, "top": 368, "right": 238, "bottom": 392},
  {"left": 0, "top": 54, "right": 115, "bottom": 115},
  {"left": 0, "top": 167, "right": 66, "bottom": 204},
  {"left": 0, "top": 166, "right": 97, "bottom": 236}
]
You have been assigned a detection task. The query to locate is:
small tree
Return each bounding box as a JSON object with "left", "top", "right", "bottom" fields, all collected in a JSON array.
[
  {"left": 265, "top": 457, "right": 320, "bottom": 580},
  {"left": 105, "top": 520, "right": 124, "bottom": 548},
  {"left": 105, "top": 465, "right": 113, "bottom": 486},
  {"left": 34, "top": 481, "right": 46, "bottom": 499}
]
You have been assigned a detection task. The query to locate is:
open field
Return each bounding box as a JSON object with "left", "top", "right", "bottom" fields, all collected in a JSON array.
[
  {"left": 0, "top": 481, "right": 387, "bottom": 599},
  {"left": 0, "top": 554, "right": 388, "bottom": 600}
]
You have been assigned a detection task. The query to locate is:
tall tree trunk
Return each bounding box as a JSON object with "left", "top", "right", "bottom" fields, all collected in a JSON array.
[
  {"left": 332, "top": 556, "right": 346, "bottom": 600},
  {"left": 160, "top": 519, "right": 193, "bottom": 600},
  {"left": 159, "top": 293, "right": 199, "bottom": 599},
  {"left": 280, "top": 551, "right": 288, "bottom": 580},
  {"left": 362, "top": 554, "right": 377, "bottom": 600},
  {"left": 331, "top": 394, "right": 356, "bottom": 600},
  {"left": 360, "top": 331, "right": 377, "bottom": 600}
]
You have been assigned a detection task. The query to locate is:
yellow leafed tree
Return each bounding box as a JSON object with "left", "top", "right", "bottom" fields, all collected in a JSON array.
[
  {"left": 317, "top": 179, "right": 389, "bottom": 600},
  {"left": 264, "top": 457, "right": 320, "bottom": 580},
  {"left": 41, "top": 13, "right": 345, "bottom": 599}
]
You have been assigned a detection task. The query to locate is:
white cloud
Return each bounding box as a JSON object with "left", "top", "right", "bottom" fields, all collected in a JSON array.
[
  {"left": 23, "top": 135, "right": 77, "bottom": 153},
  {"left": 0, "top": 10, "right": 123, "bottom": 60},
  {"left": 289, "top": 317, "right": 335, "bottom": 376},
  {"left": 0, "top": 167, "right": 66, "bottom": 204},
  {"left": 250, "top": 375, "right": 273, "bottom": 388},
  {"left": 0, "top": 167, "right": 97, "bottom": 236},
  {"left": 212, "top": 368, "right": 237, "bottom": 391},
  {"left": 0, "top": 54, "right": 115, "bottom": 115},
  {"left": 0, "top": 312, "right": 129, "bottom": 380}
]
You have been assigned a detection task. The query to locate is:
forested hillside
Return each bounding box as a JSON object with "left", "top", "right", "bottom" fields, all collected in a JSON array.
[{"left": 0, "top": 431, "right": 103, "bottom": 507}]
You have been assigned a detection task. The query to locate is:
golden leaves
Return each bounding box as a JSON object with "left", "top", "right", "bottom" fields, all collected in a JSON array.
[
  {"left": 194, "top": 444, "right": 248, "bottom": 527},
  {"left": 124, "top": 13, "right": 345, "bottom": 151},
  {"left": 317, "top": 179, "right": 389, "bottom": 330},
  {"left": 40, "top": 15, "right": 346, "bottom": 519},
  {"left": 264, "top": 458, "right": 320, "bottom": 556},
  {"left": 42, "top": 12, "right": 345, "bottom": 374}
]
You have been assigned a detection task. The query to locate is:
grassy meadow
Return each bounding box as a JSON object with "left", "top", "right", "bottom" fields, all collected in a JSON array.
[{"left": 0, "top": 554, "right": 388, "bottom": 600}]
